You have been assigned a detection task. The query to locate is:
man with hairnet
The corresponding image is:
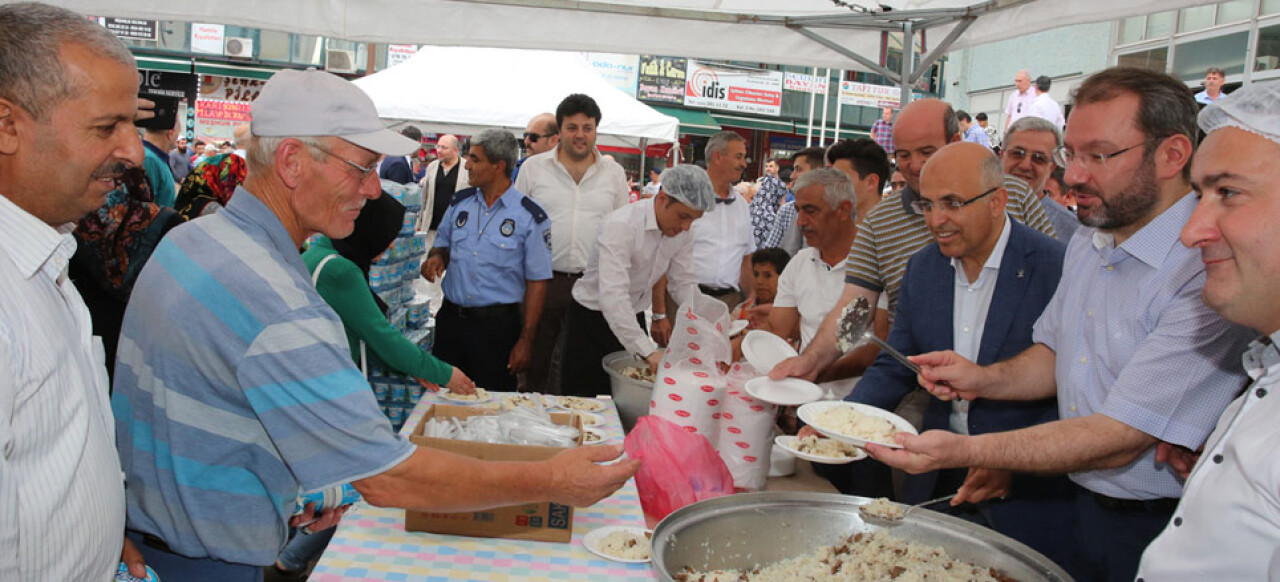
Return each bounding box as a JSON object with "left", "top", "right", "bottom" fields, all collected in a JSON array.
[
  {"left": 561, "top": 165, "right": 716, "bottom": 396},
  {"left": 1137, "top": 82, "right": 1280, "bottom": 581}
]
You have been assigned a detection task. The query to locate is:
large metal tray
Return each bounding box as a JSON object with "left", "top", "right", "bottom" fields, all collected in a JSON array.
[{"left": 651, "top": 492, "right": 1072, "bottom": 581}]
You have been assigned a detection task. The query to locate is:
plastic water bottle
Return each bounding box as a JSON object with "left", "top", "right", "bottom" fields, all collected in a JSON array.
[
  {"left": 116, "top": 562, "right": 160, "bottom": 582},
  {"left": 292, "top": 483, "right": 361, "bottom": 515}
]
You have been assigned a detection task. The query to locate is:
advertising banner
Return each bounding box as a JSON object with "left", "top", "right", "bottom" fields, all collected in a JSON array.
[
  {"left": 102, "top": 18, "right": 157, "bottom": 41},
  {"left": 387, "top": 44, "right": 419, "bottom": 68},
  {"left": 190, "top": 23, "right": 225, "bottom": 55},
  {"left": 684, "top": 60, "right": 783, "bottom": 117},
  {"left": 837, "top": 81, "right": 902, "bottom": 109},
  {"left": 586, "top": 52, "right": 639, "bottom": 97},
  {"left": 195, "top": 99, "right": 250, "bottom": 142},
  {"left": 637, "top": 55, "right": 687, "bottom": 105},
  {"left": 783, "top": 72, "right": 829, "bottom": 95}
]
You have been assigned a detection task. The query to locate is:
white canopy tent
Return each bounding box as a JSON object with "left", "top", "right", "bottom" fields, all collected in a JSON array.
[
  {"left": 352, "top": 45, "right": 678, "bottom": 149},
  {"left": 42, "top": 0, "right": 1218, "bottom": 110}
]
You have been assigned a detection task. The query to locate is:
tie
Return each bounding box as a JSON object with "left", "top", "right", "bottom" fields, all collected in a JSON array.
[{"left": 716, "top": 197, "right": 734, "bottom": 205}]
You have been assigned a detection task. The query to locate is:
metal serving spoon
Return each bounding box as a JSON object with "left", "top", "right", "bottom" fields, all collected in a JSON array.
[{"left": 837, "top": 296, "right": 919, "bottom": 374}]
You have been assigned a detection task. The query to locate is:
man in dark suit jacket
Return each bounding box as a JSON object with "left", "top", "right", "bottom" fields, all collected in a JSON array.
[
  {"left": 379, "top": 125, "right": 422, "bottom": 184},
  {"left": 828, "top": 143, "right": 1077, "bottom": 573}
]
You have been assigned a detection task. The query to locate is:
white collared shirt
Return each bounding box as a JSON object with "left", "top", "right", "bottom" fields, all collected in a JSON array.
[
  {"left": 1026, "top": 92, "right": 1066, "bottom": 130},
  {"left": 690, "top": 191, "right": 756, "bottom": 288},
  {"left": 1005, "top": 88, "right": 1037, "bottom": 126},
  {"left": 1136, "top": 330, "right": 1280, "bottom": 581},
  {"left": 0, "top": 194, "right": 124, "bottom": 580},
  {"left": 949, "top": 216, "right": 1012, "bottom": 434},
  {"left": 514, "top": 147, "right": 630, "bottom": 273},
  {"left": 572, "top": 198, "right": 699, "bottom": 356}
]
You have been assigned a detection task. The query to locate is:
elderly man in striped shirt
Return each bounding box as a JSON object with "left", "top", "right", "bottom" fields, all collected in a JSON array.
[
  {"left": 0, "top": 4, "right": 153, "bottom": 579},
  {"left": 112, "top": 69, "right": 638, "bottom": 581}
]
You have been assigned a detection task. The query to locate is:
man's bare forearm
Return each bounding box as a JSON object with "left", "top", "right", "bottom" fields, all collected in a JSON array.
[
  {"left": 965, "top": 414, "right": 1157, "bottom": 474},
  {"left": 520, "top": 280, "right": 548, "bottom": 341},
  {"left": 983, "top": 343, "right": 1059, "bottom": 401},
  {"left": 355, "top": 447, "right": 551, "bottom": 512}
]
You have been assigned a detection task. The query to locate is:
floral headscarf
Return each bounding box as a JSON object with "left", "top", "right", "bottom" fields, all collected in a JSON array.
[{"left": 174, "top": 152, "right": 248, "bottom": 221}]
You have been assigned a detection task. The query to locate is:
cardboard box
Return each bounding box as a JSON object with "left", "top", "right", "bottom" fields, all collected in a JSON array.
[{"left": 405, "top": 403, "right": 582, "bottom": 542}]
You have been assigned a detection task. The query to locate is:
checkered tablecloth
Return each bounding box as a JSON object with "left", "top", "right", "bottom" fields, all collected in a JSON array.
[{"left": 310, "top": 392, "right": 658, "bottom": 582}]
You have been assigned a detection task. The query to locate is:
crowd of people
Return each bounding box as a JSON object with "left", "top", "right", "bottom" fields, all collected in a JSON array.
[{"left": 3, "top": 2, "right": 1279, "bottom": 581}]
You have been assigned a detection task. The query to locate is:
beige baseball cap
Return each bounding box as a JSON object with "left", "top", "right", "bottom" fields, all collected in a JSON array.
[{"left": 251, "top": 69, "right": 417, "bottom": 156}]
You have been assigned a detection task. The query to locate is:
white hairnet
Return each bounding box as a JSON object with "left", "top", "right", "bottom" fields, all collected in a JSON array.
[
  {"left": 659, "top": 164, "right": 716, "bottom": 212},
  {"left": 1199, "top": 82, "right": 1280, "bottom": 147}
]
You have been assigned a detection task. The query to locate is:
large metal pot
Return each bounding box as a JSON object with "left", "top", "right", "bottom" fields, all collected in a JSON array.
[
  {"left": 602, "top": 351, "right": 653, "bottom": 433},
  {"left": 651, "top": 492, "right": 1072, "bottom": 581}
]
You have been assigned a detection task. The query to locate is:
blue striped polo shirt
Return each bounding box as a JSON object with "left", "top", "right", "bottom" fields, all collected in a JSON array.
[{"left": 111, "top": 188, "right": 416, "bottom": 566}]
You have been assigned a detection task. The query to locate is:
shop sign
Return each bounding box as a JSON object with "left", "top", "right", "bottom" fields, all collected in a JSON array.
[
  {"left": 837, "top": 81, "right": 902, "bottom": 109},
  {"left": 387, "top": 44, "right": 419, "bottom": 68},
  {"left": 783, "top": 72, "right": 829, "bottom": 95},
  {"left": 586, "top": 52, "right": 639, "bottom": 97},
  {"left": 190, "top": 23, "right": 225, "bottom": 55},
  {"left": 684, "top": 60, "right": 783, "bottom": 117},
  {"left": 637, "top": 55, "right": 687, "bottom": 105},
  {"left": 102, "top": 18, "right": 157, "bottom": 41}
]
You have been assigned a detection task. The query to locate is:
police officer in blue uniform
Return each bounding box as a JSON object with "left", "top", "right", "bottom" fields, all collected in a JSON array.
[{"left": 422, "top": 129, "right": 552, "bottom": 390}]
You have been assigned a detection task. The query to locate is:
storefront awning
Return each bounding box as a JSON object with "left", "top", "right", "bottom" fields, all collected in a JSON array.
[
  {"left": 793, "top": 122, "right": 872, "bottom": 140},
  {"left": 194, "top": 61, "right": 282, "bottom": 80},
  {"left": 710, "top": 113, "right": 795, "bottom": 134},
  {"left": 135, "top": 55, "right": 195, "bottom": 73},
  {"left": 651, "top": 106, "right": 722, "bottom": 137}
]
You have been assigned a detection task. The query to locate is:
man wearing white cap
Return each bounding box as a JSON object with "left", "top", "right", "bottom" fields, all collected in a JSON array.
[
  {"left": 561, "top": 165, "right": 715, "bottom": 396},
  {"left": 1137, "top": 82, "right": 1280, "bottom": 581},
  {"left": 111, "top": 69, "right": 639, "bottom": 581}
]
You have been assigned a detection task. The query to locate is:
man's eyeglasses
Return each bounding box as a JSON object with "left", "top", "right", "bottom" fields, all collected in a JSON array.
[
  {"left": 523, "top": 132, "right": 555, "bottom": 143},
  {"left": 1053, "top": 140, "right": 1150, "bottom": 170},
  {"left": 910, "top": 186, "right": 999, "bottom": 214},
  {"left": 1005, "top": 147, "right": 1053, "bottom": 167},
  {"left": 309, "top": 143, "right": 378, "bottom": 181}
]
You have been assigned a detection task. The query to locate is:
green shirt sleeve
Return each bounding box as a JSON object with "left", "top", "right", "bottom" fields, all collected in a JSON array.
[{"left": 313, "top": 254, "right": 453, "bottom": 385}]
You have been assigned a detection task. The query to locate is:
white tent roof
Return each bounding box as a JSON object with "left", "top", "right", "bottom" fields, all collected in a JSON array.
[
  {"left": 45, "top": 0, "right": 1216, "bottom": 74},
  {"left": 352, "top": 46, "right": 678, "bottom": 148}
]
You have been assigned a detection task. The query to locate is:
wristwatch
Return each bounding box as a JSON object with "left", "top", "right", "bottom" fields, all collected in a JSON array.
[{"left": 651, "top": 312, "right": 667, "bottom": 321}]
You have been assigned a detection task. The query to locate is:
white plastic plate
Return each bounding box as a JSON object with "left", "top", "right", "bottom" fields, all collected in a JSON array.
[
  {"left": 583, "top": 525, "right": 652, "bottom": 563},
  {"left": 741, "top": 330, "right": 798, "bottom": 373},
  {"left": 437, "top": 387, "right": 492, "bottom": 404},
  {"left": 744, "top": 376, "right": 824, "bottom": 406},
  {"left": 728, "top": 319, "right": 750, "bottom": 337}
]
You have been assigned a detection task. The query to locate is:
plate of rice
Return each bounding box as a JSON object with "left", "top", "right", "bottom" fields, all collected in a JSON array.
[
  {"left": 583, "top": 526, "right": 652, "bottom": 563},
  {"left": 775, "top": 435, "right": 867, "bottom": 464},
  {"left": 558, "top": 396, "right": 606, "bottom": 412},
  {"left": 582, "top": 427, "right": 611, "bottom": 444},
  {"left": 797, "top": 401, "right": 917, "bottom": 449},
  {"left": 437, "top": 387, "right": 491, "bottom": 404}
]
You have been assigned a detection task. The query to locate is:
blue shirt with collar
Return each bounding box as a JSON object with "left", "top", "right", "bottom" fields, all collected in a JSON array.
[
  {"left": 434, "top": 185, "right": 552, "bottom": 307},
  {"left": 141, "top": 139, "right": 177, "bottom": 208}
]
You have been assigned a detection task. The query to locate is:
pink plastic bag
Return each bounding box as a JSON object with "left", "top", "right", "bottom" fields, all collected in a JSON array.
[{"left": 624, "top": 415, "right": 735, "bottom": 527}]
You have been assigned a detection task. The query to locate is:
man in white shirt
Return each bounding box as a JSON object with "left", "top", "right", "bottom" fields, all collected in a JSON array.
[
  {"left": 562, "top": 165, "right": 716, "bottom": 396},
  {"left": 1025, "top": 75, "right": 1066, "bottom": 130},
  {"left": 1004, "top": 70, "right": 1036, "bottom": 131},
  {"left": 1138, "top": 80, "right": 1280, "bottom": 582},
  {"left": 0, "top": 4, "right": 149, "bottom": 579},
  {"left": 516, "top": 94, "right": 630, "bottom": 394},
  {"left": 658, "top": 130, "right": 755, "bottom": 317}
]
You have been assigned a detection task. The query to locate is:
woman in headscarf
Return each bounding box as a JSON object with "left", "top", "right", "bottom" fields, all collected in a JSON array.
[
  {"left": 70, "top": 164, "right": 185, "bottom": 382},
  {"left": 173, "top": 152, "right": 247, "bottom": 220},
  {"left": 277, "top": 193, "right": 473, "bottom": 578}
]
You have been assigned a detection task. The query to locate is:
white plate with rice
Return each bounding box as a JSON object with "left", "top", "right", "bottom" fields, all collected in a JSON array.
[
  {"left": 797, "top": 401, "right": 917, "bottom": 449},
  {"left": 558, "top": 396, "right": 606, "bottom": 412},
  {"left": 582, "top": 427, "right": 611, "bottom": 444},
  {"left": 583, "top": 525, "right": 652, "bottom": 563},
  {"left": 437, "top": 387, "right": 492, "bottom": 404},
  {"left": 775, "top": 435, "right": 868, "bottom": 464}
]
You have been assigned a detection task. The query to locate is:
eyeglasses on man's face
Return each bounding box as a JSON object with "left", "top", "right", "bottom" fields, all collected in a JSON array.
[
  {"left": 1005, "top": 146, "right": 1053, "bottom": 167},
  {"left": 309, "top": 143, "right": 378, "bottom": 181},
  {"left": 910, "top": 186, "right": 999, "bottom": 214},
  {"left": 523, "top": 132, "right": 555, "bottom": 143},
  {"left": 1053, "top": 139, "right": 1151, "bottom": 171}
]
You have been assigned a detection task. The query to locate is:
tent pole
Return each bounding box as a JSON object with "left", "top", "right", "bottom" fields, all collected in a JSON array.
[
  {"left": 639, "top": 138, "right": 647, "bottom": 185},
  {"left": 806, "top": 66, "right": 818, "bottom": 147},
  {"left": 819, "top": 68, "right": 831, "bottom": 147},
  {"left": 833, "top": 69, "right": 844, "bottom": 143},
  {"left": 899, "top": 20, "right": 914, "bottom": 110}
]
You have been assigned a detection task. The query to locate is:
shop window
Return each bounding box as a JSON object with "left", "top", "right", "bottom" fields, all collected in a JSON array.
[
  {"left": 1147, "top": 11, "right": 1175, "bottom": 39},
  {"left": 1265, "top": 0, "right": 1280, "bottom": 15},
  {"left": 1217, "top": 0, "right": 1255, "bottom": 24},
  {"left": 1173, "top": 31, "right": 1249, "bottom": 80},
  {"left": 1257, "top": 23, "right": 1280, "bottom": 72},
  {"left": 1119, "top": 16, "right": 1146, "bottom": 44},
  {"left": 292, "top": 35, "right": 323, "bottom": 66},
  {"left": 1179, "top": 4, "right": 1217, "bottom": 33},
  {"left": 258, "top": 30, "right": 291, "bottom": 63},
  {"left": 1117, "top": 47, "right": 1169, "bottom": 73}
]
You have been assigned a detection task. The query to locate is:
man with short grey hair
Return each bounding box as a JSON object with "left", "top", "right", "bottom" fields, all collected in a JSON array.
[
  {"left": 0, "top": 3, "right": 147, "bottom": 579},
  {"left": 424, "top": 128, "right": 551, "bottom": 392},
  {"left": 1004, "top": 70, "right": 1036, "bottom": 130},
  {"left": 563, "top": 165, "right": 715, "bottom": 395},
  {"left": 1002, "top": 116, "right": 1078, "bottom": 239},
  {"left": 113, "top": 70, "right": 636, "bottom": 580},
  {"left": 1026, "top": 75, "right": 1065, "bottom": 130}
]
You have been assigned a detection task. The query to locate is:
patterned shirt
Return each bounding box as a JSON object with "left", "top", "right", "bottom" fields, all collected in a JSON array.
[
  {"left": 113, "top": 189, "right": 416, "bottom": 566},
  {"left": 0, "top": 194, "right": 124, "bottom": 580},
  {"left": 1032, "top": 193, "right": 1253, "bottom": 500},
  {"left": 845, "top": 176, "right": 1055, "bottom": 323},
  {"left": 748, "top": 176, "right": 790, "bottom": 249},
  {"left": 870, "top": 118, "right": 894, "bottom": 154}
]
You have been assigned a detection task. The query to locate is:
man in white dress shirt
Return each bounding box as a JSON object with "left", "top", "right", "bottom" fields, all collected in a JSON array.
[
  {"left": 516, "top": 93, "right": 630, "bottom": 394},
  {"left": 562, "top": 165, "right": 716, "bottom": 396},
  {"left": 1137, "top": 80, "right": 1280, "bottom": 582},
  {"left": 1004, "top": 70, "right": 1036, "bottom": 131},
  {"left": 0, "top": 3, "right": 148, "bottom": 579},
  {"left": 659, "top": 130, "right": 755, "bottom": 318},
  {"left": 1025, "top": 75, "right": 1066, "bottom": 130}
]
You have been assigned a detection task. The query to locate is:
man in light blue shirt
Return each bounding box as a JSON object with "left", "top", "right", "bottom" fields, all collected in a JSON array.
[
  {"left": 423, "top": 129, "right": 553, "bottom": 391},
  {"left": 868, "top": 67, "right": 1254, "bottom": 582},
  {"left": 957, "top": 110, "right": 991, "bottom": 148}
]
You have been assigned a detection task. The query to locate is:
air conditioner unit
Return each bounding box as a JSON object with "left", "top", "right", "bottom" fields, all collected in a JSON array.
[
  {"left": 326, "top": 49, "right": 358, "bottom": 74},
  {"left": 224, "top": 36, "right": 253, "bottom": 59}
]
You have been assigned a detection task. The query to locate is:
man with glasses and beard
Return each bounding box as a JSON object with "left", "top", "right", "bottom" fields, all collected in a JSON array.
[
  {"left": 1002, "top": 116, "right": 1079, "bottom": 240},
  {"left": 867, "top": 67, "right": 1255, "bottom": 582}
]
